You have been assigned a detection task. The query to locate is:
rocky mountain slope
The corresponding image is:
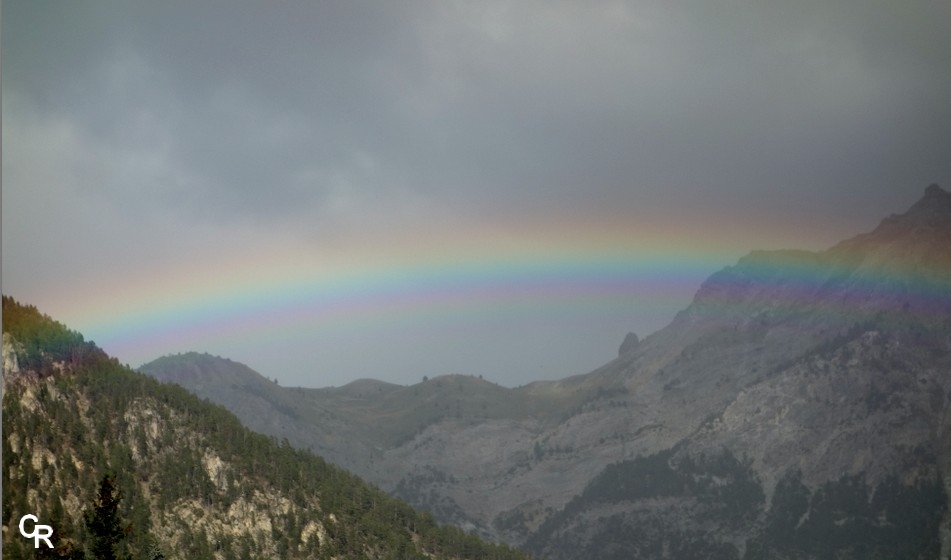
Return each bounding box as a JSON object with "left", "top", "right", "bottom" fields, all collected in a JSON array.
[
  {"left": 142, "top": 184, "right": 951, "bottom": 558},
  {"left": 1, "top": 297, "right": 529, "bottom": 560}
]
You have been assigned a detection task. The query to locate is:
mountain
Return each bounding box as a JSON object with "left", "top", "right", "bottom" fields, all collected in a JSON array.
[
  {"left": 141, "top": 184, "right": 951, "bottom": 558},
  {"left": 136, "top": 352, "right": 379, "bottom": 475},
  {"left": 1, "top": 296, "right": 530, "bottom": 559}
]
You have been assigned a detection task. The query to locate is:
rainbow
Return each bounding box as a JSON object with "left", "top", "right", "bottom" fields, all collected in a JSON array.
[
  {"left": 47, "top": 214, "right": 747, "bottom": 368},
  {"left": 43, "top": 209, "right": 948, "bottom": 375}
]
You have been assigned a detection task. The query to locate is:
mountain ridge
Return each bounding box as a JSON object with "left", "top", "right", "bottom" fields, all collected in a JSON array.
[{"left": 140, "top": 184, "right": 951, "bottom": 557}]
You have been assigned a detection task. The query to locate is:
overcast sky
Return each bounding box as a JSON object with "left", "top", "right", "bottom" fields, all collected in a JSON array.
[{"left": 4, "top": 1, "right": 950, "bottom": 387}]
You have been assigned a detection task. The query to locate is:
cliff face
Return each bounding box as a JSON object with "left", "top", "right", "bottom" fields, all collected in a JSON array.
[
  {"left": 143, "top": 185, "right": 951, "bottom": 557},
  {"left": 526, "top": 317, "right": 950, "bottom": 559}
]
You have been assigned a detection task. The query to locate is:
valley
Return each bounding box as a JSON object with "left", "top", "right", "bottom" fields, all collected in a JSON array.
[{"left": 141, "top": 184, "right": 951, "bottom": 557}]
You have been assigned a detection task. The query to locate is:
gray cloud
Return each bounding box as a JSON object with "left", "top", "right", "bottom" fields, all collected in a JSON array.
[
  {"left": 4, "top": 0, "right": 951, "bottom": 386},
  {"left": 9, "top": 0, "right": 950, "bottom": 223}
]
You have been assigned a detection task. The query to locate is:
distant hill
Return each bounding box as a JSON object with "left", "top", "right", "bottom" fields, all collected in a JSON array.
[
  {"left": 141, "top": 353, "right": 592, "bottom": 483},
  {"left": 1, "top": 296, "right": 529, "bottom": 559},
  {"left": 141, "top": 184, "right": 951, "bottom": 558}
]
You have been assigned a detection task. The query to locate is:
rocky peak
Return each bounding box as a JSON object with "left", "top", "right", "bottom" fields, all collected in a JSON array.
[
  {"left": 838, "top": 183, "right": 950, "bottom": 243},
  {"left": 825, "top": 184, "right": 951, "bottom": 285},
  {"left": 923, "top": 182, "right": 949, "bottom": 201},
  {"left": 656, "top": 184, "right": 951, "bottom": 375},
  {"left": 902, "top": 183, "right": 951, "bottom": 227},
  {"left": 618, "top": 332, "right": 639, "bottom": 356}
]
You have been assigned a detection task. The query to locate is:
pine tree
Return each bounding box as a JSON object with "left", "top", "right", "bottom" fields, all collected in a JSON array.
[{"left": 85, "top": 474, "right": 128, "bottom": 560}]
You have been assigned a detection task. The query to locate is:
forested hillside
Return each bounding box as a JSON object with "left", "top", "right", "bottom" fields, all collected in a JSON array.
[
  {"left": 527, "top": 447, "right": 946, "bottom": 559},
  {"left": 1, "top": 296, "right": 530, "bottom": 560}
]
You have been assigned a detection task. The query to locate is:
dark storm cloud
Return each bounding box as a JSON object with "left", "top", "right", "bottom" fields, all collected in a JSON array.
[{"left": 6, "top": 0, "right": 950, "bottom": 229}]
